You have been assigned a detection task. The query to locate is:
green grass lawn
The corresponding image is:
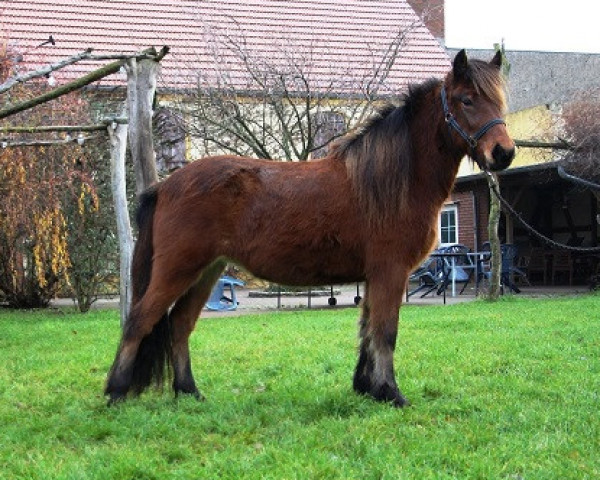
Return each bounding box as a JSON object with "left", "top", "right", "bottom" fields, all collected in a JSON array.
[{"left": 1, "top": 293, "right": 599, "bottom": 479}]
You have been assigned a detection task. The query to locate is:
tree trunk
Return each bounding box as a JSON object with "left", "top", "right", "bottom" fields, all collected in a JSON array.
[
  {"left": 126, "top": 57, "right": 159, "bottom": 194},
  {"left": 486, "top": 173, "right": 502, "bottom": 300},
  {"left": 108, "top": 120, "right": 133, "bottom": 326}
]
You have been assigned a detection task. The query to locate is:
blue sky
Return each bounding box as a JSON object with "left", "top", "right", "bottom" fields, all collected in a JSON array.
[{"left": 445, "top": 0, "right": 600, "bottom": 54}]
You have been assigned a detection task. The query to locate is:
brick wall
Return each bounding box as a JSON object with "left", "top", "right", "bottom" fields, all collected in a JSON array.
[
  {"left": 474, "top": 186, "right": 490, "bottom": 248},
  {"left": 448, "top": 185, "right": 492, "bottom": 251},
  {"left": 446, "top": 191, "right": 475, "bottom": 250}
]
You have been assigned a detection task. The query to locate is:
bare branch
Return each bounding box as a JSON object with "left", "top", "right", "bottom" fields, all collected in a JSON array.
[
  {"left": 176, "top": 16, "right": 410, "bottom": 162},
  {"left": 0, "top": 133, "right": 101, "bottom": 148},
  {"left": 0, "top": 47, "right": 169, "bottom": 121},
  {"left": 0, "top": 48, "right": 93, "bottom": 95},
  {"left": 514, "top": 139, "right": 573, "bottom": 149},
  {"left": 364, "top": 27, "right": 410, "bottom": 98},
  {"left": 559, "top": 87, "right": 600, "bottom": 180}
]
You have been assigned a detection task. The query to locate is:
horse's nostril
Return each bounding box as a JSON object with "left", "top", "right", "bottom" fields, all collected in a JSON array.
[
  {"left": 507, "top": 147, "right": 515, "bottom": 162},
  {"left": 492, "top": 144, "right": 515, "bottom": 165}
]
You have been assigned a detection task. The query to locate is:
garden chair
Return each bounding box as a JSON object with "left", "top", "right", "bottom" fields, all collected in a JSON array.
[
  {"left": 205, "top": 276, "right": 245, "bottom": 311},
  {"left": 551, "top": 250, "right": 573, "bottom": 285},
  {"left": 500, "top": 244, "right": 529, "bottom": 293},
  {"left": 481, "top": 243, "right": 529, "bottom": 293},
  {"left": 407, "top": 252, "right": 446, "bottom": 299},
  {"left": 438, "top": 244, "right": 477, "bottom": 295},
  {"left": 524, "top": 247, "right": 547, "bottom": 285}
]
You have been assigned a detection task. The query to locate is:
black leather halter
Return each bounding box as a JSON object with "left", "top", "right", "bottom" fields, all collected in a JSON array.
[{"left": 440, "top": 84, "right": 505, "bottom": 156}]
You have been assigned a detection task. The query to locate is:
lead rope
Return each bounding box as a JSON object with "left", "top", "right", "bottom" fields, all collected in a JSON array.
[{"left": 485, "top": 171, "right": 600, "bottom": 253}]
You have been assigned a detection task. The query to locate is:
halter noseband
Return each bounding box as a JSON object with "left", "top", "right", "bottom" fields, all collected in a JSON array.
[{"left": 440, "top": 84, "right": 505, "bottom": 155}]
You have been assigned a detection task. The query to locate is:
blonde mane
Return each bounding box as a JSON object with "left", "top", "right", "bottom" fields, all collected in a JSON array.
[{"left": 467, "top": 58, "right": 508, "bottom": 114}]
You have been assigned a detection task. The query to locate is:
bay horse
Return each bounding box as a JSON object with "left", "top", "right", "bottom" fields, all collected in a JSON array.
[{"left": 106, "top": 50, "right": 515, "bottom": 407}]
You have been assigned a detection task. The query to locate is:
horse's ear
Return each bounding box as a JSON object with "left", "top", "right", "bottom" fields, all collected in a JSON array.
[
  {"left": 453, "top": 49, "right": 469, "bottom": 78},
  {"left": 490, "top": 50, "right": 503, "bottom": 69}
]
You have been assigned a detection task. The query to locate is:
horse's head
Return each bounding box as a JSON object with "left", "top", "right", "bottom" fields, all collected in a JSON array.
[{"left": 443, "top": 49, "right": 515, "bottom": 172}]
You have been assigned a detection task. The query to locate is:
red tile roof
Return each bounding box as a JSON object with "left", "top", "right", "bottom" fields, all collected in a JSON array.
[{"left": 1, "top": 0, "right": 450, "bottom": 93}]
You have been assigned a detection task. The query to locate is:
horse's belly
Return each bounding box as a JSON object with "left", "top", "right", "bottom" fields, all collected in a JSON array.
[{"left": 232, "top": 237, "right": 365, "bottom": 286}]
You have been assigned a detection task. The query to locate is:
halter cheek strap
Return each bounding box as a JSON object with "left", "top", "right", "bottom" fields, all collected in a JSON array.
[{"left": 440, "top": 85, "right": 505, "bottom": 154}]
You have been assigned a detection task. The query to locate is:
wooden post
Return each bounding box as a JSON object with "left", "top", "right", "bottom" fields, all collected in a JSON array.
[
  {"left": 107, "top": 119, "right": 133, "bottom": 326},
  {"left": 126, "top": 56, "right": 159, "bottom": 194},
  {"left": 118, "top": 46, "right": 167, "bottom": 323},
  {"left": 486, "top": 173, "right": 502, "bottom": 300}
]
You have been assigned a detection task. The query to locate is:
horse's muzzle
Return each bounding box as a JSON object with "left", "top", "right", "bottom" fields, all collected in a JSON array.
[{"left": 489, "top": 143, "right": 515, "bottom": 171}]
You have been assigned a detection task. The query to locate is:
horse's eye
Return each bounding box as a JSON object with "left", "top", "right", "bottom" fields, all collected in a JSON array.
[{"left": 460, "top": 96, "right": 473, "bottom": 106}]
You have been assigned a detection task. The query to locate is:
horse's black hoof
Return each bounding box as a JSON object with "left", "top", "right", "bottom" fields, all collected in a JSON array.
[
  {"left": 189, "top": 390, "right": 205, "bottom": 402},
  {"left": 355, "top": 379, "right": 410, "bottom": 408},
  {"left": 391, "top": 395, "right": 411, "bottom": 408},
  {"left": 375, "top": 383, "right": 410, "bottom": 408},
  {"left": 175, "top": 387, "right": 205, "bottom": 401},
  {"left": 106, "top": 392, "right": 127, "bottom": 407}
]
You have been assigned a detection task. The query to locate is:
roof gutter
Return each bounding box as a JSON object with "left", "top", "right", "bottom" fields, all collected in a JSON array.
[{"left": 557, "top": 166, "right": 600, "bottom": 192}]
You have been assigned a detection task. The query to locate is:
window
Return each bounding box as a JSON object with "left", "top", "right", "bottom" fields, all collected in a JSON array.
[{"left": 439, "top": 204, "right": 458, "bottom": 246}]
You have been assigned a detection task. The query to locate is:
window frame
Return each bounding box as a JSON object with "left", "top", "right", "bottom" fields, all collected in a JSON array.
[{"left": 439, "top": 203, "right": 459, "bottom": 247}]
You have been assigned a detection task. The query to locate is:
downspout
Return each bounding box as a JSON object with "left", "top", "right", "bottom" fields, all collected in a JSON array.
[{"left": 473, "top": 190, "right": 479, "bottom": 250}]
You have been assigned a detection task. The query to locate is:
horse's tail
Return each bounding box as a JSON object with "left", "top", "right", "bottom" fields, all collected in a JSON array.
[
  {"left": 131, "top": 186, "right": 158, "bottom": 303},
  {"left": 128, "top": 185, "right": 173, "bottom": 395}
]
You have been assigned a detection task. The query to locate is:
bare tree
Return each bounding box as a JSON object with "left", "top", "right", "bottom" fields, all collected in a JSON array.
[
  {"left": 175, "top": 19, "right": 416, "bottom": 161},
  {"left": 560, "top": 87, "right": 600, "bottom": 182}
]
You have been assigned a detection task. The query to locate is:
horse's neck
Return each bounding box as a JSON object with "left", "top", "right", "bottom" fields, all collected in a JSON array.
[{"left": 409, "top": 98, "right": 465, "bottom": 207}]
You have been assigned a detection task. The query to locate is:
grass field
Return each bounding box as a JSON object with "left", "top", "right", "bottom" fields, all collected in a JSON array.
[{"left": 1, "top": 293, "right": 599, "bottom": 479}]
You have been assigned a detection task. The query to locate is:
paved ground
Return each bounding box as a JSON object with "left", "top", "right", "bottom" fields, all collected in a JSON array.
[{"left": 51, "top": 283, "right": 591, "bottom": 317}]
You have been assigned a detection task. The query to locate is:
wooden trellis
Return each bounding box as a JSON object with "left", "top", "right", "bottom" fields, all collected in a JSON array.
[{"left": 0, "top": 46, "right": 169, "bottom": 324}]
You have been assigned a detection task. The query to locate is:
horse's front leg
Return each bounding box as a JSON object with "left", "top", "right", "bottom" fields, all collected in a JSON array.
[
  {"left": 168, "top": 261, "right": 225, "bottom": 399},
  {"left": 353, "top": 270, "right": 410, "bottom": 407}
]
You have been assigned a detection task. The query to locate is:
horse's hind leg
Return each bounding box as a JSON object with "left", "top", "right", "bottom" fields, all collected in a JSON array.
[
  {"left": 106, "top": 258, "right": 203, "bottom": 403},
  {"left": 353, "top": 268, "right": 410, "bottom": 407},
  {"left": 169, "top": 260, "right": 226, "bottom": 399}
]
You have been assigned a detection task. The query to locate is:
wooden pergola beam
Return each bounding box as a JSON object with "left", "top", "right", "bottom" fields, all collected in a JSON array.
[
  {"left": 0, "top": 46, "right": 168, "bottom": 121},
  {"left": 0, "top": 133, "right": 101, "bottom": 148},
  {"left": 515, "top": 139, "right": 573, "bottom": 150},
  {"left": 0, "top": 118, "right": 127, "bottom": 134},
  {"left": 0, "top": 48, "right": 93, "bottom": 95},
  {"left": 0, "top": 60, "right": 125, "bottom": 120}
]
